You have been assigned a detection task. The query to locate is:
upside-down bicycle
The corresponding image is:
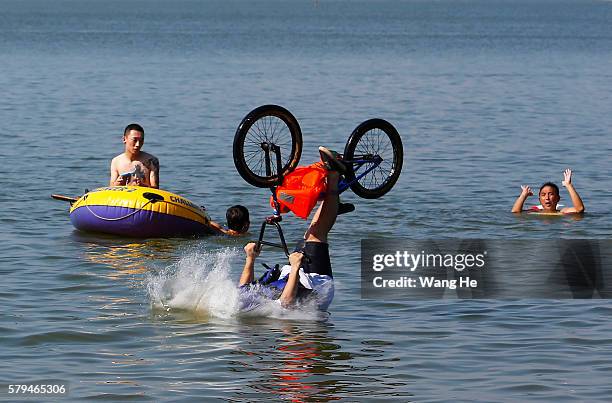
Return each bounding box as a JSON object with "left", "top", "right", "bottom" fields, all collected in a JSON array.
[{"left": 233, "top": 104, "right": 404, "bottom": 256}]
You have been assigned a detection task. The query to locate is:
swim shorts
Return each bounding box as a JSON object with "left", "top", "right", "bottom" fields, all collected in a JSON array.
[{"left": 294, "top": 240, "right": 333, "bottom": 278}]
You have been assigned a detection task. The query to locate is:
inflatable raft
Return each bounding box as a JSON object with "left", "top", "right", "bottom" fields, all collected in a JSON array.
[{"left": 69, "top": 186, "right": 215, "bottom": 237}]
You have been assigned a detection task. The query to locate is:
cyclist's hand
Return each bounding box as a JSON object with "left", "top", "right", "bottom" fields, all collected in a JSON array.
[
  {"left": 289, "top": 251, "right": 304, "bottom": 268},
  {"left": 244, "top": 242, "right": 260, "bottom": 258}
]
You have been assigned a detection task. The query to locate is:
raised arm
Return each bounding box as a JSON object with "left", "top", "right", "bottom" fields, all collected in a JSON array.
[
  {"left": 511, "top": 185, "right": 533, "bottom": 213},
  {"left": 238, "top": 242, "right": 260, "bottom": 286},
  {"left": 560, "top": 169, "right": 585, "bottom": 214}
]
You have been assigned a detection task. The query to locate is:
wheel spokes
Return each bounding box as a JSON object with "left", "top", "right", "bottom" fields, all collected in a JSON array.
[
  {"left": 243, "top": 116, "right": 293, "bottom": 178},
  {"left": 353, "top": 129, "right": 397, "bottom": 190}
]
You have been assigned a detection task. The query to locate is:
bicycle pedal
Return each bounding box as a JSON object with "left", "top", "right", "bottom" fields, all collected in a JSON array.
[{"left": 338, "top": 202, "right": 355, "bottom": 215}]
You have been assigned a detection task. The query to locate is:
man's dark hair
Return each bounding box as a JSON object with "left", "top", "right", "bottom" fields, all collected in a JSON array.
[
  {"left": 539, "top": 182, "right": 560, "bottom": 196},
  {"left": 226, "top": 205, "right": 250, "bottom": 233},
  {"left": 124, "top": 123, "right": 145, "bottom": 137}
]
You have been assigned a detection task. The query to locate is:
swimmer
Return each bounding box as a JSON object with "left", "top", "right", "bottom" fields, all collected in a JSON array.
[
  {"left": 207, "top": 204, "right": 250, "bottom": 237},
  {"left": 511, "top": 169, "right": 585, "bottom": 214}
]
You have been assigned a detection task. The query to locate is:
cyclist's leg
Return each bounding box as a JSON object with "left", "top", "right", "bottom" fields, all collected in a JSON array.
[
  {"left": 280, "top": 170, "right": 338, "bottom": 307},
  {"left": 304, "top": 171, "right": 339, "bottom": 243}
]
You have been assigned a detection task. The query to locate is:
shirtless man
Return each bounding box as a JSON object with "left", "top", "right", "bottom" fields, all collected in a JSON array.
[
  {"left": 511, "top": 168, "right": 585, "bottom": 214},
  {"left": 110, "top": 123, "right": 159, "bottom": 188}
]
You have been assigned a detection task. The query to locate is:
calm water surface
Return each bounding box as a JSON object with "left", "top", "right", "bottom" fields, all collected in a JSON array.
[{"left": 2, "top": 0, "right": 612, "bottom": 400}]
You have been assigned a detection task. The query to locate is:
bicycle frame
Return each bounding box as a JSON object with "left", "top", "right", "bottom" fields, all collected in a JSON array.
[
  {"left": 256, "top": 142, "right": 291, "bottom": 256},
  {"left": 338, "top": 154, "right": 383, "bottom": 194}
]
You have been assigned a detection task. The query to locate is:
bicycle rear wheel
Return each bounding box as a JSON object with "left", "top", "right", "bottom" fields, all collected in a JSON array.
[
  {"left": 233, "top": 105, "right": 302, "bottom": 188},
  {"left": 343, "top": 119, "right": 403, "bottom": 199}
]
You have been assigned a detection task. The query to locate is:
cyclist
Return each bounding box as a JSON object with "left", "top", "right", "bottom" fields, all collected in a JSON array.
[{"left": 237, "top": 147, "right": 347, "bottom": 310}]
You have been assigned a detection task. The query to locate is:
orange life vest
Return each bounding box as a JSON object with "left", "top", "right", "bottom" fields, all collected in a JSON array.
[{"left": 270, "top": 164, "right": 328, "bottom": 219}]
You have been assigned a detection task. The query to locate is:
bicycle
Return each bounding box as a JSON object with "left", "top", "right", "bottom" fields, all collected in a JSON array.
[{"left": 233, "top": 104, "right": 404, "bottom": 256}]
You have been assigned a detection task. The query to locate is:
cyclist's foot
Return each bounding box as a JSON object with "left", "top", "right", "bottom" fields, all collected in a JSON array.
[
  {"left": 319, "top": 146, "right": 347, "bottom": 174},
  {"left": 338, "top": 202, "right": 355, "bottom": 215}
]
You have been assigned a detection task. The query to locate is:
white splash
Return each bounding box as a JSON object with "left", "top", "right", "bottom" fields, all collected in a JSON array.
[
  {"left": 147, "top": 247, "right": 241, "bottom": 319},
  {"left": 146, "top": 246, "right": 327, "bottom": 321}
]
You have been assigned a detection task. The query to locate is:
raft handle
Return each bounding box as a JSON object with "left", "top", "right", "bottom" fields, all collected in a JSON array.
[{"left": 143, "top": 192, "right": 165, "bottom": 203}]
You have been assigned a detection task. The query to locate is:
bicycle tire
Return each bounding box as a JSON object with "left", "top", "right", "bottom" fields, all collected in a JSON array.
[
  {"left": 233, "top": 105, "right": 303, "bottom": 188},
  {"left": 343, "top": 119, "right": 403, "bottom": 199}
]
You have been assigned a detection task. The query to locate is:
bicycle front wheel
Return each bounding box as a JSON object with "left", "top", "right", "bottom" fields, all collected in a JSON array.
[
  {"left": 343, "top": 119, "right": 403, "bottom": 199},
  {"left": 233, "top": 105, "right": 302, "bottom": 188}
]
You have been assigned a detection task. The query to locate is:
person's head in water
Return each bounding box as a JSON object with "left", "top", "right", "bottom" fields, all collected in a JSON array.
[
  {"left": 226, "top": 205, "right": 250, "bottom": 233},
  {"left": 539, "top": 182, "right": 560, "bottom": 212}
]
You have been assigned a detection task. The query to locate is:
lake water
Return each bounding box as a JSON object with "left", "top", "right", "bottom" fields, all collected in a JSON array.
[{"left": 2, "top": 0, "right": 612, "bottom": 400}]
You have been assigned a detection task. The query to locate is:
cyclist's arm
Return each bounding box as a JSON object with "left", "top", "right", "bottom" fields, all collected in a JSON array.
[{"left": 238, "top": 243, "right": 259, "bottom": 286}]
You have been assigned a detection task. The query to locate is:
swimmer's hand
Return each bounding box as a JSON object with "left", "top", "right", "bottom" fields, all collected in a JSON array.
[
  {"left": 244, "top": 242, "right": 260, "bottom": 259},
  {"left": 520, "top": 185, "right": 533, "bottom": 197},
  {"left": 559, "top": 168, "right": 585, "bottom": 214},
  {"left": 562, "top": 168, "right": 573, "bottom": 187},
  {"left": 512, "top": 185, "right": 532, "bottom": 213}
]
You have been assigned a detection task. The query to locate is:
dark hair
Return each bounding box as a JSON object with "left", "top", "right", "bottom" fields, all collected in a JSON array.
[
  {"left": 124, "top": 123, "right": 144, "bottom": 137},
  {"left": 226, "top": 205, "right": 250, "bottom": 232},
  {"left": 539, "top": 182, "right": 559, "bottom": 196}
]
